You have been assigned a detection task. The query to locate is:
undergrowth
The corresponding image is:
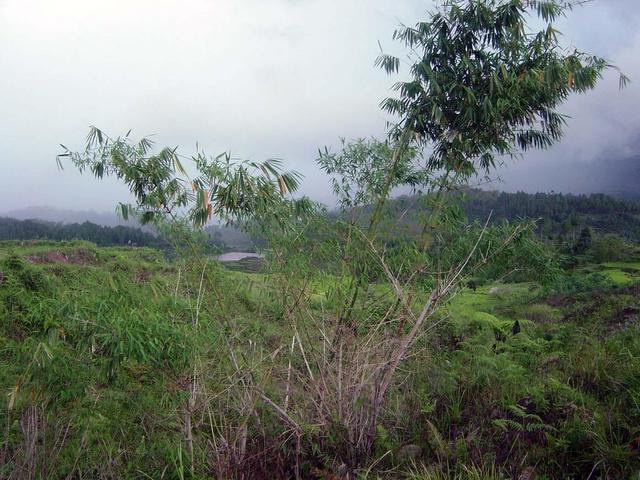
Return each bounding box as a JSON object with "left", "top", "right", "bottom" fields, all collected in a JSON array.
[{"left": 2, "top": 242, "right": 639, "bottom": 478}]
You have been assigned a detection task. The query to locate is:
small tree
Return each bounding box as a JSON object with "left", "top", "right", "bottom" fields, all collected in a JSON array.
[
  {"left": 58, "top": 128, "right": 315, "bottom": 474},
  {"left": 303, "top": 0, "right": 627, "bottom": 469},
  {"left": 330, "top": 0, "right": 627, "bottom": 328},
  {"left": 377, "top": 0, "right": 627, "bottom": 178},
  {"left": 574, "top": 226, "right": 592, "bottom": 255}
]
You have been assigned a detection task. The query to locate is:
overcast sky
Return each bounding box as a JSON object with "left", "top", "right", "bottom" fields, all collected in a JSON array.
[{"left": 1, "top": 0, "right": 639, "bottom": 213}]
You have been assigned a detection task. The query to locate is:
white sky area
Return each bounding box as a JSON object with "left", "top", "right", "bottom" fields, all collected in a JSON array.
[{"left": 1, "top": 0, "right": 639, "bottom": 212}]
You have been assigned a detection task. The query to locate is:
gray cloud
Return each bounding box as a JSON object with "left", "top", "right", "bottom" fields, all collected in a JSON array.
[
  {"left": 495, "top": 15, "right": 640, "bottom": 193},
  {"left": 0, "top": 0, "right": 638, "bottom": 214}
]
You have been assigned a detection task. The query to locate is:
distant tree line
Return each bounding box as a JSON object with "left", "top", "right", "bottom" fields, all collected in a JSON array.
[
  {"left": 463, "top": 190, "right": 638, "bottom": 218},
  {"left": 0, "top": 217, "right": 169, "bottom": 248},
  {"left": 239, "top": 189, "right": 640, "bottom": 252},
  {"left": 3, "top": 189, "right": 638, "bottom": 251},
  {"left": 378, "top": 189, "right": 640, "bottom": 240},
  {"left": 462, "top": 190, "right": 640, "bottom": 240}
]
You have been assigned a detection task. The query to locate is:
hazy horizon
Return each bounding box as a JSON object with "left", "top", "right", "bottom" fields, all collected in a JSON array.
[{"left": 2, "top": 0, "right": 639, "bottom": 214}]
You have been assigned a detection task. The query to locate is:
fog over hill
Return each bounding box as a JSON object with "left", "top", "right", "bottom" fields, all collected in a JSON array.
[
  {"left": 3, "top": 206, "right": 136, "bottom": 227},
  {"left": 3, "top": 165, "right": 638, "bottom": 230},
  {"left": 1, "top": 0, "right": 639, "bottom": 212},
  {"left": 4, "top": 149, "right": 638, "bottom": 229},
  {"left": 494, "top": 153, "right": 640, "bottom": 201}
]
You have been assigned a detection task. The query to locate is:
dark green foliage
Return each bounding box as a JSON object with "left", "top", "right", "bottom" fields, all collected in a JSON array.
[
  {"left": 545, "top": 271, "right": 615, "bottom": 295},
  {"left": 377, "top": 0, "right": 626, "bottom": 178},
  {"left": 0, "top": 217, "right": 172, "bottom": 248},
  {"left": 391, "top": 283, "right": 640, "bottom": 478},
  {"left": 378, "top": 189, "right": 640, "bottom": 241},
  {"left": 574, "top": 226, "right": 592, "bottom": 254},
  {"left": 589, "top": 234, "right": 634, "bottom": 263},
  {"left": 58, "top": 127, "right": 313, "bottom": 230}
]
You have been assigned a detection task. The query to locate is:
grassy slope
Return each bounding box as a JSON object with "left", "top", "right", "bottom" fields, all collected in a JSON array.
[
  {"left": 1, "top": 241, "right": 199, "bottom": 478},
  {"left": 1, "top": 241, "right": 639, "bottom": 478},
  {"left": 410, "top": 278, "right": 640, "bottom": 478}
]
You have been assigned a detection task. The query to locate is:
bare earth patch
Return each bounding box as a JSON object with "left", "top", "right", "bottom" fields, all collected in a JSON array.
[
  {"left": 26, "top": 249, "right": 96, "bottom": 266},
  {"left": 133, "top": 268, "right": 151, "bottom": 283}
]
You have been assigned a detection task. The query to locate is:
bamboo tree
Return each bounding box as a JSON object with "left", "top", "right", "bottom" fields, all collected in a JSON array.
[
  {"left": 58, "top": 129, "right": 314, "bottom": 474},
  {"left": 335, "top": 0, "right": 626, "bottom": 325}
]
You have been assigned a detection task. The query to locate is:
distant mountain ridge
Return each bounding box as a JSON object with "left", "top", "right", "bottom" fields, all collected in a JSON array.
[
  {"left": 497, "top": 154, "right": 640, "bottom": 201},
  {"left": 2, "top": 206, "right": 135, "bottom": 227},
  {"left": 373, "top": 188, "right": 640, "bottom": 240},
  {"left": 570, "top": 155, "right": 640, "bottom": 201},
  {"left": 0, "top": 206, "right": 257, "bottom": 251},
  {"left": 3, "top": 185, "right": 639, "bottom": 248}
]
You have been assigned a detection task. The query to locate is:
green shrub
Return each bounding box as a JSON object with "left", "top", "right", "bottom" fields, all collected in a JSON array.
[{"left": 522, "top": 303, "right": 562, "bottom": 323}]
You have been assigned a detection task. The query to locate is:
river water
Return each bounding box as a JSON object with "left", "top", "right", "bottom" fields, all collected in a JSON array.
[{"left": 217, "top": 252, "right": 264, "bottom": 262}]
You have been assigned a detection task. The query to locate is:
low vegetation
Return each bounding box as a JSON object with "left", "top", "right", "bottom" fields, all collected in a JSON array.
[{"left": 1, "top": 240, "right": 638, "bottom": 478}]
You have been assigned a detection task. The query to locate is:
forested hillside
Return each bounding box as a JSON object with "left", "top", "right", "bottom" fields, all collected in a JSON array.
[
  {"left": 460, "top": 189, "right": 640, "bottom": 236},
  {"left": 0, "top": 217, "right": 167, "bottom": 248},
  {"left": 4, "top": 190, "right": 637, "bottom": 252},
  {"left": 0, "top": 217, "right": 233, "bottom": 252},
  {"left": 375, "top": 189, "right": 640, "bottom": 240}
]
